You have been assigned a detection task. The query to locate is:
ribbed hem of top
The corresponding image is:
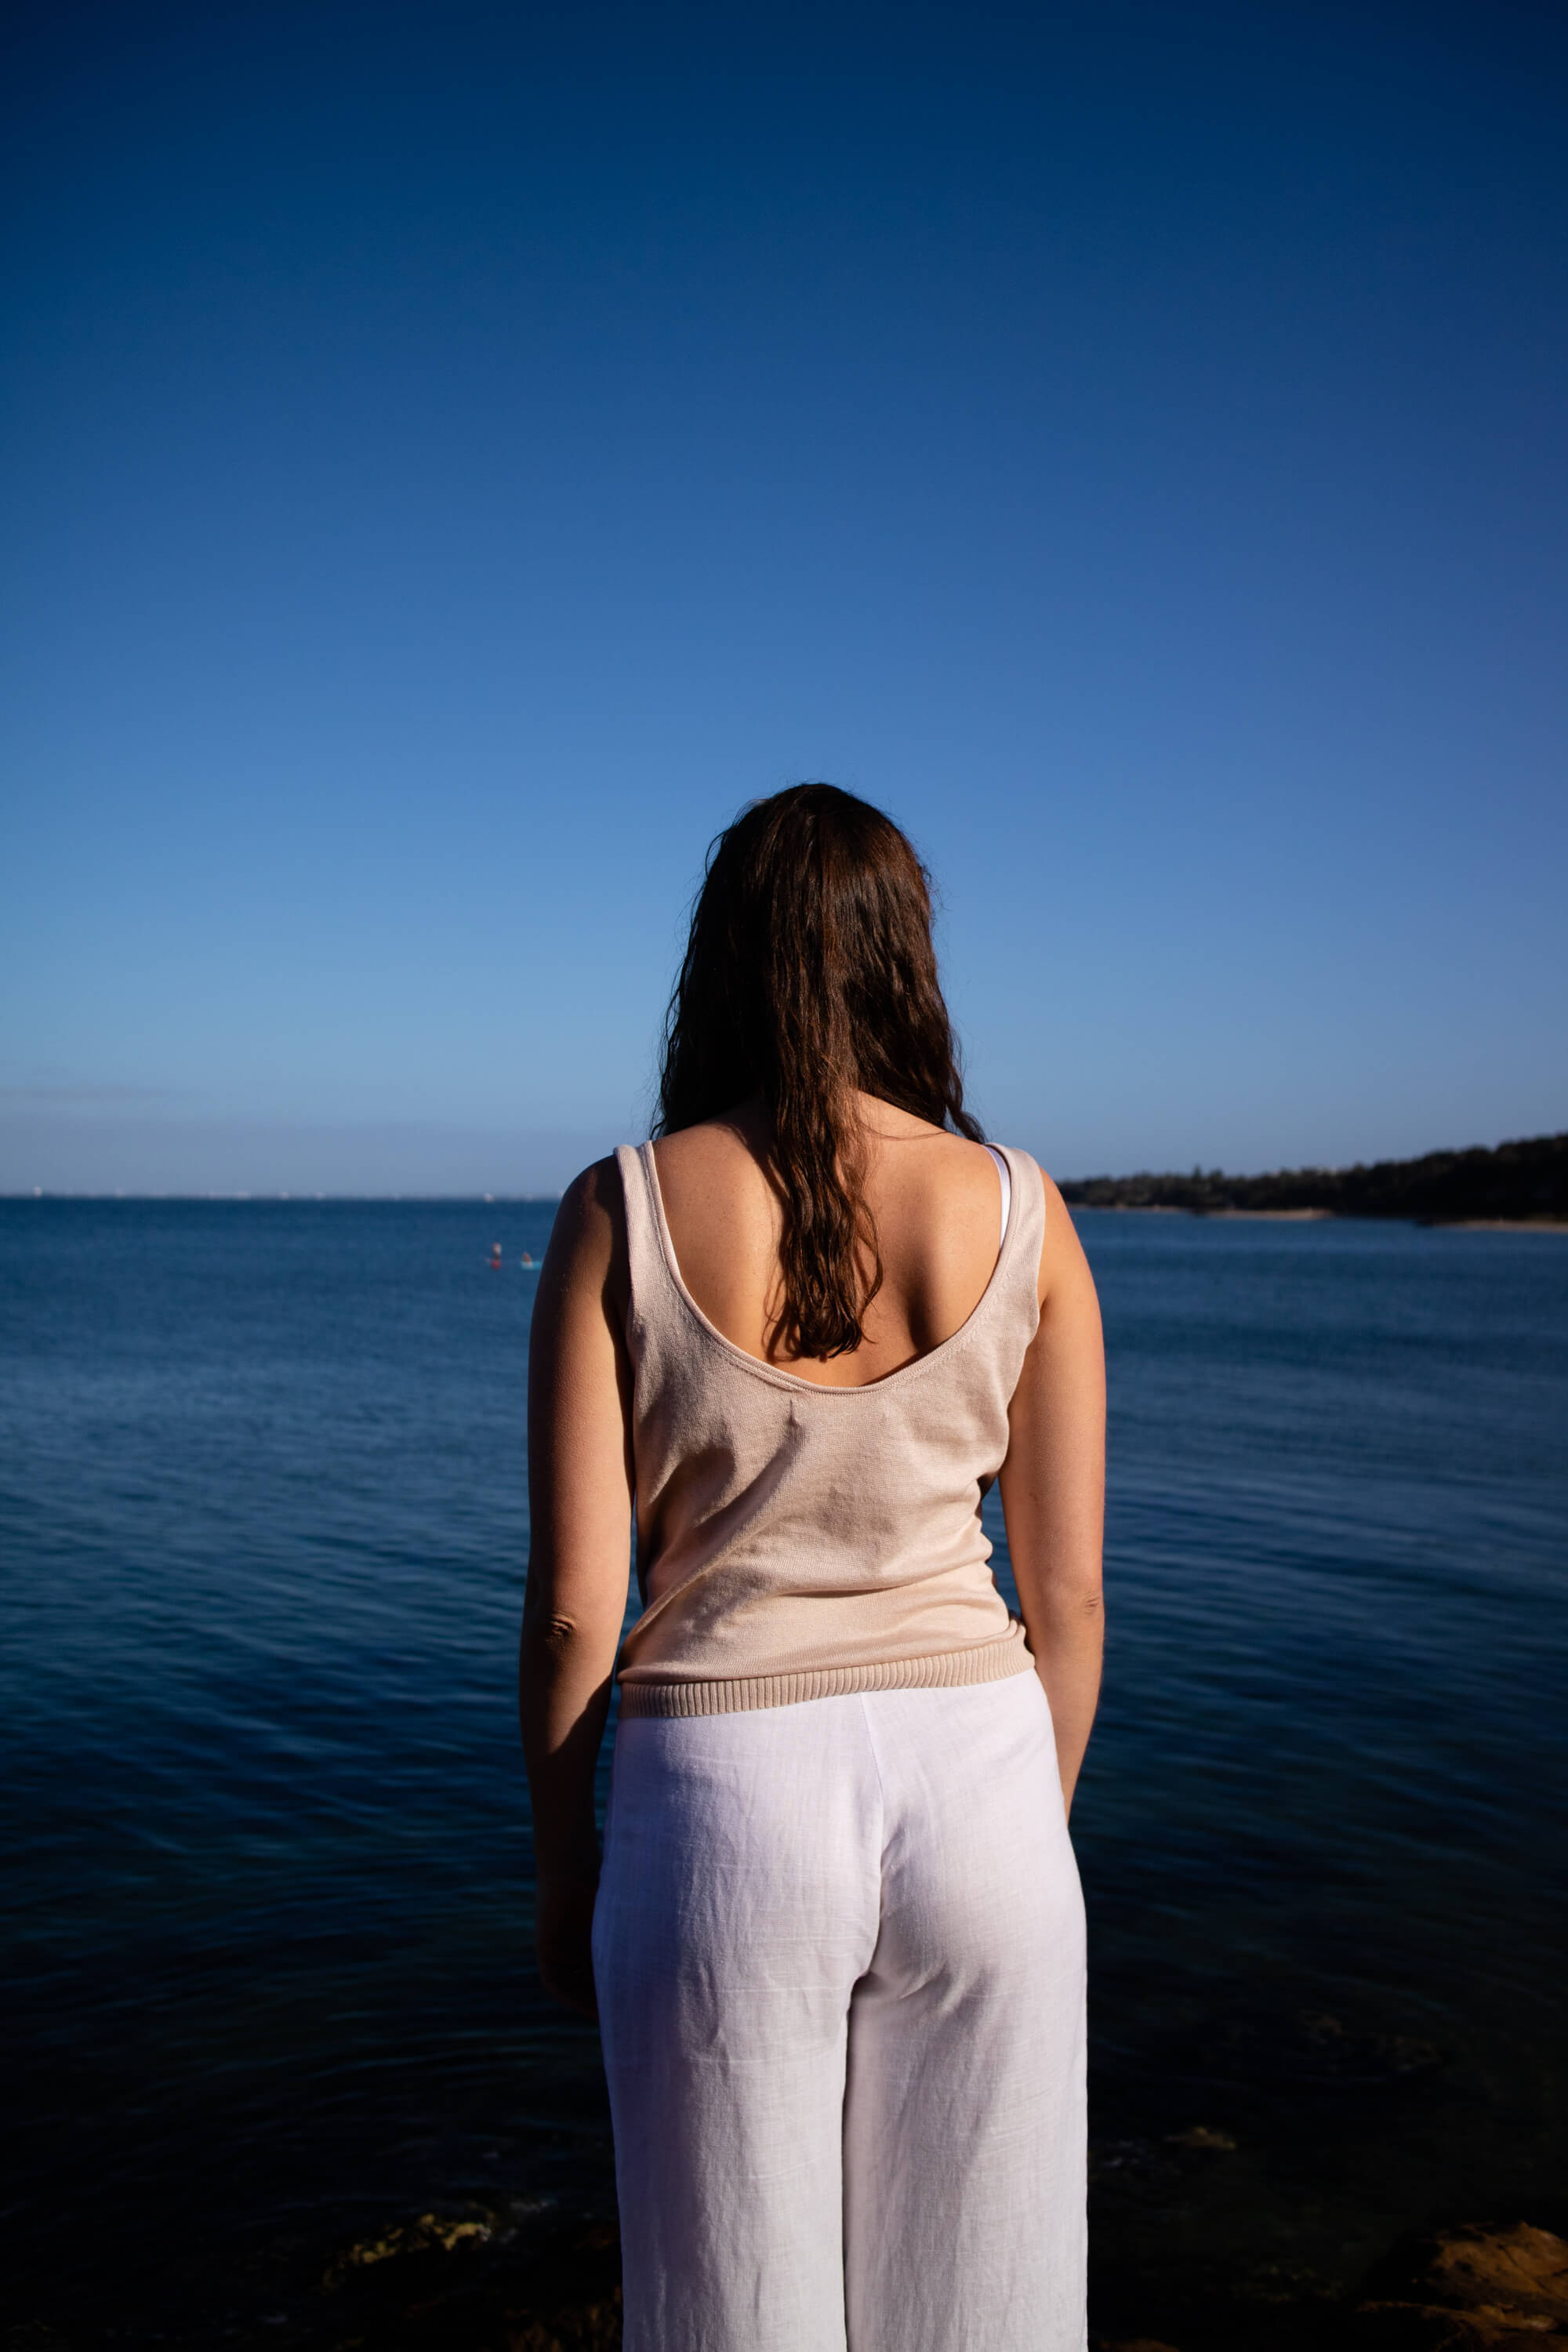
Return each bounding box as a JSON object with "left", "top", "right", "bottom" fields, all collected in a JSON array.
[{"left": 615, "top": 1625, "right": 1035, "bottom": 1719}]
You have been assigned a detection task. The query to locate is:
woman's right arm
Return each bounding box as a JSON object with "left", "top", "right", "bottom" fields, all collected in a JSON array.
[
  {"left": 518, "top": 1159, "right": 635, "bottom": 2017},
  {"left": 996, "top": 1175, "right": 1106, "bottom": 1820}
]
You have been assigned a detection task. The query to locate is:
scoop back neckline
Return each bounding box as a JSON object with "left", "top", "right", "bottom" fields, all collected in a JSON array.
[{"left": 636, "top": 1138, "right": 1025, "bottom": 1398}]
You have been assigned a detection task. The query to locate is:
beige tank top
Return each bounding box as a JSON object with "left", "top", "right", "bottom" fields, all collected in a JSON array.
[{"left": 612, "top": 1140, "right": 1045, "bottom": 1717}]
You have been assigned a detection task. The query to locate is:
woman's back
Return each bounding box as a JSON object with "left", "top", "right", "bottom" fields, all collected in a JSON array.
[
  {"left": 615, "top": 1105, "right": 1044, "bottom": 1718},
  {"left": 651, "top": 1094, "right": 1019, "bottom": 1390}
]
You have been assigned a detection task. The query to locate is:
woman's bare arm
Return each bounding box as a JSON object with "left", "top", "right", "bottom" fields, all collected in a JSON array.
[
  {"left": 518, "top": 1159, "right": 635, "bottom": 2017},
  {"left": 997, "top": 1177, "right": 1106, "bottom": 1819}
]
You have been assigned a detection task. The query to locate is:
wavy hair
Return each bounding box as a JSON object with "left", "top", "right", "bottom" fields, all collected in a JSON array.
[{"left": 655, "top": 783, "right": 983, "bottom": 1359}]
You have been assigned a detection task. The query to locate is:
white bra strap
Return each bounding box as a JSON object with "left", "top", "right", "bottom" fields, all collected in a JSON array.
[{"left": 985, "top": 1145, "right": 1011, "bottom": 1250}]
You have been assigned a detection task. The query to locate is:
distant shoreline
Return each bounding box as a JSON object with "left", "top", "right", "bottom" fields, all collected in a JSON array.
[
  {"left": 7, "top": 1131, "right": 1567, "bottom": 1229},
  {"left": 1059, "top": 1131, "right": 1566, "bottom": 1229},
  {"left": 1069, "top": 1203, "right": 1568, "bottom": 1232}
]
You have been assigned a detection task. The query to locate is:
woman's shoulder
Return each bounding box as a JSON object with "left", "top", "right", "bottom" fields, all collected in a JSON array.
[
  {"left": 556, "top": 1152, "right": 628, "bottom": 1221},
  {"left": 648, "top": 1107, "right": 770, "bottom": 1178},
  {"left": 648, "top": 1113, "right": 779, "bottom": 1245},
  {"left": 899, "top": 1134, "right": 1070, "bottom": 1316},
  {"left": 543, "top": 1155, "right": 633, "bottom": 1294}
]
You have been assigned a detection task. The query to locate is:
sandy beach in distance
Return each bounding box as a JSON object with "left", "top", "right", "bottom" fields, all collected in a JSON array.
[
  {"left": 1210, "top": 1210, "right": 1568, "bottom": 1229},
  {"left": 1076, "top": 1206, "right": 1568, "bottom": 1230},
  {"left": 1078, "top": 1204, "right": 1333, "bottom": 1221},
  {"left": 1201, "top": 1207, "right": 1333, "bottom": 1221},
  {"left": 1442, "top": 1218, "right": 1568, "bottom": 1232}
]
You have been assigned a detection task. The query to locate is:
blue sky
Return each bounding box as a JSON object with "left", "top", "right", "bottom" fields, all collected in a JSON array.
[{"left": 4, "top": 0, "right": 1565, "bottom": 1192}]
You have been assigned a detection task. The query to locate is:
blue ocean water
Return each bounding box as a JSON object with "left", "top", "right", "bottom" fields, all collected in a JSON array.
[{"left": 2, "top": 1200, "right": 1565, "bottom": 2322}]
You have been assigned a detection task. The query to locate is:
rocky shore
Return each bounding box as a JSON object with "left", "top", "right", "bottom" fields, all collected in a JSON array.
[
  {"left": 16, "top": 2201, "right": 1559, "bottom": 2352},
  {"left": 300, "top": 2210, "right": 1568, "bottom": 2352},
  {"left": 312, "top": 2212, "right": 1568, "bottom": 2352}
]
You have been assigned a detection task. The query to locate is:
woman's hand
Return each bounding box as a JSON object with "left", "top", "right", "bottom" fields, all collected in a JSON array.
[{"left": 536, "top": 1870, "right": 601, "bottom": 2020}]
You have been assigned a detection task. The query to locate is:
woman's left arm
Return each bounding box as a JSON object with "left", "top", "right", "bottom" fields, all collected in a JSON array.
[
  {"left": 996, "top": 1173, "right": 1106, "bottom": 1820},
  {"left": 518, "top": 1158, "right": 635, "bottom": 2018}
]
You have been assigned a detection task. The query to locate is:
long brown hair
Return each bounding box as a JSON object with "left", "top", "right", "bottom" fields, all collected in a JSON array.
[{"left": 655, "top": 783, "right": 984, "bottom": 1359}]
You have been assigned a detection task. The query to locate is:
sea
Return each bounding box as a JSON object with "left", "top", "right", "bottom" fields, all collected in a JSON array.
[{"left": 2, "top": 1198, "right": 1565, "bottom": 2343}]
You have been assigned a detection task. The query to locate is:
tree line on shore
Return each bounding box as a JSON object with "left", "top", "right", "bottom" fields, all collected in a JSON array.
[{"left": 1058, "top": 1131, "right": 1568, "bottom": 1224}]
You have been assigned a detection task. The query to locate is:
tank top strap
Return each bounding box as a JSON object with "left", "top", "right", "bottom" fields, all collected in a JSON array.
[
  {"left": 992, "top": 1144, "right": 1046, "bottom": 1337},
  {"left": 615, "top": 1142, "right": 681, "bottom": 1344}
]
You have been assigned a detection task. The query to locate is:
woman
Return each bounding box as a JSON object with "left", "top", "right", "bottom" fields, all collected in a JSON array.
[{"left": 520, "top": 784, "right": 1105, "bottom": 2352}]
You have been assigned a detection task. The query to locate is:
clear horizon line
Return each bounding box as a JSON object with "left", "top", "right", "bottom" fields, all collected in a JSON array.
[{"left": 2, "top": 1189, "right": 568, "bottom": 1203}]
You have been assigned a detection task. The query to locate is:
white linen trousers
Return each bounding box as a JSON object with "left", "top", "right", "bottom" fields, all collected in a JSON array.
[{"left": 592, "top": 1669, "right": 1087, "bottom": 2352}]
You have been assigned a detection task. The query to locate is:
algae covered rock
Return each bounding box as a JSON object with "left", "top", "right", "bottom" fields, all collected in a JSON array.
[{"left": 1357, "top": 2223, "right": 1568, "bottom": 2352}]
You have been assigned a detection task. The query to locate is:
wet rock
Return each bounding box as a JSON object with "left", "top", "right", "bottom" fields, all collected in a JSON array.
[
  {"left": 505, "top": 2299, "right": 622, "bottom": 2350},
  {"left": 1296, "top": 2010, "right": 1444, "bottom": 2082},
  {"left": 1199, "top": 2004, "right": 1445, "bottom": 2091},
  {"left": 1090, "top": 2137, "right": 1166, "bottom": 2180},
  {"left": 1356, "top": 2304, "right": 1564, "bottom": 2350},
  {"left": 498, "top": 2220, "right": 623, "bottom": 2351},
  {"left": 323, "top": 2209, "right": 495, "bottom": 2287},
  {"left": 1417, "top": 2225, "right": 1568, "bottom": 2321},
  {"left": 1234, "top": 2259, "right": 1343, "bottom": 2310},
  {"left": 1356, "top": 2223, "right": 1568, "bottom": 2351},
  {"left": 312, "top": 2209, "right": 624, "bottom": 2350},
  {"left": 1089, "top": 2124, "right": 1238, "bottom": 2187}
]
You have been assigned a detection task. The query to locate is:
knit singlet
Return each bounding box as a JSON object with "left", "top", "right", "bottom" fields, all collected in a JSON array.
[{"left": 612, "top": 1141, "right": 1047, "bottom": 1718}]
